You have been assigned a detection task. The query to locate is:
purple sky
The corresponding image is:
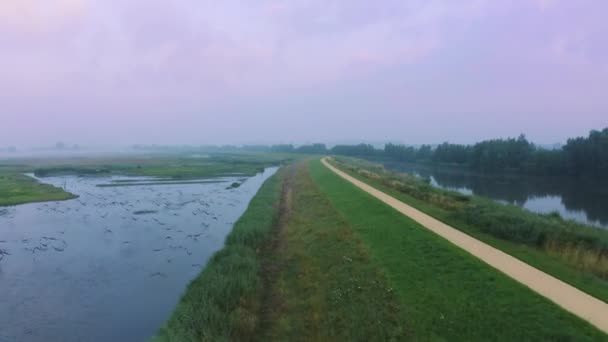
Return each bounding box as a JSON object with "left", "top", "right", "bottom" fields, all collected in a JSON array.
[{"left": 1, "top": 0, "right": 607, "bottom": 147}]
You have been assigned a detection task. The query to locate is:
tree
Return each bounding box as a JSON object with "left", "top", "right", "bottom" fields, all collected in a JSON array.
[
  {"left": 416, "top": 145, "right": 433, "bottom": 161},
  {"left": 385, "top": 143, "right": 417, "bottom": 162},
  {"left": 433, "top": 143, "right": 470, "bottom": 164},
  {"left": 563, "top": 128, "right": 608, "bottom": 177},
  {"left": 331, "top": 144, "right": 378, "bottom": 156},
  {"left": 295, "top": 143, "right": 327, "bottom": 154},
  {"left": 270, "top": 144, "right": 295, "bottom": 153}
]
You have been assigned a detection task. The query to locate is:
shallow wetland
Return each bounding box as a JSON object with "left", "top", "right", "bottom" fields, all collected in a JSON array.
[{"left": 0, "top": 168, "right": 277, "bottom": 342}]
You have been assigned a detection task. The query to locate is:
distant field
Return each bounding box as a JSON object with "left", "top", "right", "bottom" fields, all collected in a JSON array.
[
  {"left": 0, "top": 153, "right": 291, "bottom": 206},
  {"left": 30, "top": 153, "right": 290, "bottom": 179}
]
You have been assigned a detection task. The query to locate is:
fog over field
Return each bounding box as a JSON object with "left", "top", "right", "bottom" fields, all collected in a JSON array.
[
  {"left": 1, "top": 0, "right": 607, "bottom": 147},
  {"left": 3, "top": 3, "right": 608, "bottom": 341}
]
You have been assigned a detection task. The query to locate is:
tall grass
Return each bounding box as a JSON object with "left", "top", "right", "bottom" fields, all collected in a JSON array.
[
  {"left": 151, "top": 169, "right": 284, "bottom": 342},
  {"left": 545, "top": 240, "right": 608, "bottom": 279},
  {"left": 457, "top": 201, "right": 608, "bottom": 278}
]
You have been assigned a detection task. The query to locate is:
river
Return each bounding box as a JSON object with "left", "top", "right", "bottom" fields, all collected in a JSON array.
[
  {"left": 380, "top": 161, "right": 608, "bottom": 229},
  {"left": 0, "top": 167, "right": 277, "bottom": 342}
]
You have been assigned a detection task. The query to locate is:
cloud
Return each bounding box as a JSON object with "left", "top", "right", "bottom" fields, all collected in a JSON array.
[
  {"left": 1, "top": 0, "right": 607, "bottom": 147},
  {"left": 0, "top": 0, "right": 88, "bottom": 34},
  {"left": 0, "top": 0, "right": 489, "bottom": 103},
  {"left": 536, "top": 0, "right": 557, "bottom": 11}
]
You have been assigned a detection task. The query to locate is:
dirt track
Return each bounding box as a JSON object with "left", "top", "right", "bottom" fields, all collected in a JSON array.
[{"left": 321, "top": 157, "right": 608, "bottom": 334}]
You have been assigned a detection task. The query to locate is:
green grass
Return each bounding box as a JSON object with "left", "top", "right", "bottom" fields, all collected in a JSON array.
[
  {"left": 0, "top": 172, "right": 76, "bottom": 206},
  {"left": 331, "top": 157, "right": 608, "bottom": 303},
  {"left": 309, "top": 159, "right": 605, "bottom": 340},
  {"left": 151, "top": 168, "right": 285, "bottom": 342},
  {"left": 258, "top": 162, "right": 404, "bottom": 341},
  {"left": 157, "top": 159, "right": 605, "bottom": 340},
  {"left": 153, "top": 162, "right": 405, "bottom": 341}
]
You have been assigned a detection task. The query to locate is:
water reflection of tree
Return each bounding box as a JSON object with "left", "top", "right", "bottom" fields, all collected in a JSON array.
[
  {"left": 383, "top": 161, "right": 608, "bottom": 227},
  {"left": 559, "top": 183, "right": 608, "bottom": 226}
]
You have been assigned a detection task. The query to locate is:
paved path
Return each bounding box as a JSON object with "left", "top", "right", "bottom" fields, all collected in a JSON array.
[{"left": 321, "top": 157, "right": 608, "bottom": 334}]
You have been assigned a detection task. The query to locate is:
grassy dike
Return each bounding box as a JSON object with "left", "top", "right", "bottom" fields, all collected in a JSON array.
[
  {"left": 151, "top": 167, "right": 286, "bottom": 342},
  {"left": 309, "top": 159, "right": 605, "bottom": 340},
  {"left": 153, "top": 159, "right": 605, "bottom": 340},
  {"left": 330, "top": 157, "right": 608, "bottom": 303},
  {"left": 256, "top": 162, "right": 404, "bottom": 341},
  {"left": 152, "top": 162, "right": 406, "bottom": 341}
]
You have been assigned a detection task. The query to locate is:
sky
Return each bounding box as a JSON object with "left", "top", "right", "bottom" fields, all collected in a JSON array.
[{"left": 1, "top": 0, "right": 607, "bottom": 148}]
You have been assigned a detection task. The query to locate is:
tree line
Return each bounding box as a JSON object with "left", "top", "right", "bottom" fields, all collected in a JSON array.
[
  {"left": 133, "top": 128, "right": 608, "bottom": 178},
  {"left": 329, "top": 128, "right": 608, "bottom": 178},
  {"left": 271, "top": 143, "right": 377, "bottom": 156}
]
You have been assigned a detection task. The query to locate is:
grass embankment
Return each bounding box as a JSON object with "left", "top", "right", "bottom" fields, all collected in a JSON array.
[
  {"left": 257, "top": 163, "right": 404, "bottom": 341},
  {"left": 309, "top": 159, "right": 605, "bottom": 340},
  {"left": 330, "top": 157, "right": 608, "bottom": 302},
  {"left": 0, "top": 171, "right": 76, "bottom": 206},
  {"left": 152, "top": 163, "right": 405, "bottom": 341},
  {"left": 156, "top": 160, "right": 604, "bottom": 341},
  {"left": 152, "top": 167, "right": 285, "bottom": 342}
]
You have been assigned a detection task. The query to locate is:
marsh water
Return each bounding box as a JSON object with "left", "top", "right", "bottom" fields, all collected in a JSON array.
[
  {"left": 381, "top": 161, "right": 608, "bottom": 229},
  {"left": 0, "top": 168, "right": 277, "bottom": 342}
]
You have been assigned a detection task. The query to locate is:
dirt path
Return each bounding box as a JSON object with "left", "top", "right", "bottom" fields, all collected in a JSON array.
[
  {"left": 321, "top": 157, "right": 608, "bottom": 334},
  {"left": 256, "top": 163, "right": 296, "bottom": 337}
]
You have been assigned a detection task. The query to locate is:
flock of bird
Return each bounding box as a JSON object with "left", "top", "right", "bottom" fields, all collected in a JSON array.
[{"left": 0, "top": 175, "right": 250, "bottom": 280}]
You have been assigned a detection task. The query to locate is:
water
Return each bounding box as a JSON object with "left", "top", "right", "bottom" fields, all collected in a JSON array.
[
  {"left": 0, "top": 167, "right": 278, "bottom": 342},
  {"left": 380, "top": 161, "right": 608, "bottom": 229}
]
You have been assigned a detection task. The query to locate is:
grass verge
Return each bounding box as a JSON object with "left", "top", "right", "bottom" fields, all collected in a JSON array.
[{"left": 310, "top": 159, "right": 605, "bottom": 340}]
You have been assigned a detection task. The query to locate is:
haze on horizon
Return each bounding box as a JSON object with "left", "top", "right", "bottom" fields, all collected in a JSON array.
[{"left": 1, "top": 0, "right": 607, "bottom": 148}]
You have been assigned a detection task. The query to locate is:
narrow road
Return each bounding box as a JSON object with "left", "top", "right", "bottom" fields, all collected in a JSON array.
[{"left": 321, "top": 157, "right": 608, "bottom": 334}]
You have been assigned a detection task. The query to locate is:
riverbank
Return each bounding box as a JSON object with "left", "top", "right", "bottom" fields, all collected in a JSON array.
[
  {"left": 151, "top": 167, "right": 287, "bottom": 341},
  {"left": 322, "top": 157, "right": 608, "bottom": 334},
  {"left": 155, "top": 159, "right": 606, "bottom": 340},
  {"left": 330, "top": 157, "right": 608, "bottom": 302},
  {"left": 374, "top": 157, "right": 608, "bottom": 229}
]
